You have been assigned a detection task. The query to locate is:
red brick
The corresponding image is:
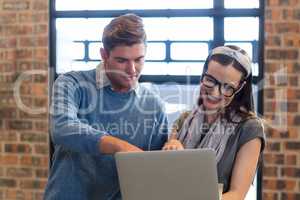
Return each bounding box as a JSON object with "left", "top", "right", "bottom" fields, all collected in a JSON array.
[
  {"left": 0, "top": 38, "right": 17, "bottom": 48},
  {"left": 265, "top": 35, "right": 281, "bottom": 46},
  {"left": 34, "top": 144, "right": 48, "bottom": 155},
  {"left": 32, "top": 0, "right": 48, "bottom": 10},
  {"left": 281, "top": 167, "right": 300, "bottom": 177},
  {"left": 4, "top": 144, "right": 32, "bottom": 154},
  {"left": 294, "top": 9, "right": 300, "bottom": 20},
  {"left": 7, "top": 120, "right": 33, "bottom": 130},
  {"left": 266, "top": 8, "right": 282, "bottom": 20},
  {"left": 33, "top": 48, "right": 48, "bottom": 59},
  {"left": 283, "top": 34, "right": 300, "bottom": 47},
  {"left": 267, "top": 49, "right": 299, "bottom": 60},
  {"left": 2, "top": 0, "right": 30, "bottom": 10},
  {"left": 0, "top": 63, "right": 16, "bottom": 72},
  {"left": 33, "top": 97, "right": 48, "bottom": 108},
  {"left": 263, "top": 166, "right": 278, "bottom": 177},
  {"left": 282, "top": 193, "right": 300, "bottom": 200},
  {"left": 265, "top": 88, "right": 276, "bottom": 99},
  {"left": 35, "top": 169, "right": 48, "bottom": 178},
  {"left": 293, "top": 115, "right": 300, "bottom": 125},
  {"left": 0, "top": 178, "right": 17, "bottom": 187},
  {"left": 275, "top": 22, "right": 299, "bottom": 33},
  {"left": 285, "top": 141, "right": 300, "bottom": 150},
  {"left": 5, "top": 189, "right": 34, "bottom": 200},
  {"left": 292, "top": 63, "right": 300, "bottom": 73},
  {"left": 20, "top": 179, "right": 47, "bottom": 190},
  {"left": 0, "top": 13, "right": 17, "bottom": 24},
  {"left": 0, "top": 50, "right": 16, "bottom": 60},
  {"left": 16, "top": 49, "right": 33, "bottom": 59},
  {"left": 31, "top": 84, "right": 47, "bottom": 96},
  {"left": 19, "top": 36, "right": 48, "bottom": 47},
  {"left": 263, "top": 179, "right": 296, "bottom": 190},
  {"left": 33, "top": 24, "right": 48, "bottom": 34},
  {"left": 267, "top": 0, "right": 280, "bottom": 6},
  {"left": 19, "top": 132, "right": 47, "bottom": 143},
  {"left": 0, "top": 167, "right": 3, "bottom": 176},
  {"left": 265, "top": 22, "right": 275, "bottom": 33},
  {"left": 264, "top": 153, "right": 285, "bottom": 164},
  {"left": 0, "top": 108, "right": 17, "bottom": 119},
  {"left": 285, "top": 154, "right": 298, "bottom": 165},
  {"left": 20, "top": 156, "right": 48, "bottom": 167},
  {"left": 279, "top": 101, "right": 298, "bottom": 112},
  {"left": 263, "top": 191, "right": 279, "bottom": 200},
  {"left": 6, "top": 167, "right": 33, "bottom": 178},
  {"left": 0, "top": 155, "right": 18, "bottom": 165},
  {"left": 34, "top": 121, "right": 48, "bottom": 131},
  {"left": 282, "top": 8, "right": 294, "bottom": 20},
  {"left": 19, "top": 111, "right": 48, "bottom": 120},
  {"left": 18, "top": 12, "right": 48, "bottom": 23}
]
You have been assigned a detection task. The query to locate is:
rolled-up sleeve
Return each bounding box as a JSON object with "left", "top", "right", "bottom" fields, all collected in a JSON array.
[{"left": 50, "top": 74, "right": 106, "bottom": 155}]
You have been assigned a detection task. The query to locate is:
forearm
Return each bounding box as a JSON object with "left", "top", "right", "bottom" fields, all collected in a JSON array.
[
  {"left": 99, "top": 135, "right": 143, "bottom": 154},
  {"left": 221, "top": 190, "right": 243, "bottom": 200},
  {"left": 99, "top": 135, "right": 123, "bottom": 154}
]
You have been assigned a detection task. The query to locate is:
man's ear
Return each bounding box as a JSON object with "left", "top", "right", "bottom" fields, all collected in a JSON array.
[{"left": 100, "top": 48, "right": 109, "bottom": 61}]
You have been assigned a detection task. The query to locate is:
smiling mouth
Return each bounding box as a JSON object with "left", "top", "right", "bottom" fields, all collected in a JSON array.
[{"left": 204, "top": 92, "right": 222, "bottom": 104}]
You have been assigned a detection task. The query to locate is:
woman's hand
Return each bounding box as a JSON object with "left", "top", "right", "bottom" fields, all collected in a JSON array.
[{"left": 162, "top": 139, "right": 184, "bottom": 150}]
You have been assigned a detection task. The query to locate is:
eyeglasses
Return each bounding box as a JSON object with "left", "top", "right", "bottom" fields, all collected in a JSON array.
[{"left": 201, "top": 73, "right": 242, "bottom": 97}]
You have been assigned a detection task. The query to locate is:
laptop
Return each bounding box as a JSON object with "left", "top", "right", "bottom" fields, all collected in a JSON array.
[{"left": 115, "top": 149, "right": 220, "bottom": 200}]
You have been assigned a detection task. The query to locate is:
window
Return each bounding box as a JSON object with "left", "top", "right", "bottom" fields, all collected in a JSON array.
[{"left": 50, "top": 1, "right": 264, "bottom": 199}]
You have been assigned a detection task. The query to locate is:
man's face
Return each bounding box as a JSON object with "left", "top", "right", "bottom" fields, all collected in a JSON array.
[{"left": 101, "top": 43, "right": 146, "bottom": 92}]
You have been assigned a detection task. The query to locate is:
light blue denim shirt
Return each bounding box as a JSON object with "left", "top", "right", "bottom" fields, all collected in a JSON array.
[{"left": 44, "top": 64, "right": 168, "bottom": 200}]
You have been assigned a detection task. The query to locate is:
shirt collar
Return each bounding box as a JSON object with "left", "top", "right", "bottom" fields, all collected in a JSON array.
[{"left": 96, "top": 62, "right": 141, "bottom": 95}]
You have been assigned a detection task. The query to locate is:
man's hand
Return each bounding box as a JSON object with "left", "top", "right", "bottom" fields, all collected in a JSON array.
[
  {"left": 99, "top": 135, "right": 143, "bottom": 154},
  {"left": 162, "top": 139, "right": 184, "bottom": 150}
]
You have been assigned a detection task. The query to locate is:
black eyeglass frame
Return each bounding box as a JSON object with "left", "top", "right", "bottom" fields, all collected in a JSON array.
[{"left": 201, "top": 73, "right": 245, "bottom": 97}]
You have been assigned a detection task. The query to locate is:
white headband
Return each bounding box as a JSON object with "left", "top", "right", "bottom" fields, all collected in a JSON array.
[{"left": 210, "top": 46, "right": 252, "bottom": 78}]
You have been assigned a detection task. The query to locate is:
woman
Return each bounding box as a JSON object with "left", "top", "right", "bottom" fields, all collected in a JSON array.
[{"left": 163, "top": 45, "right": 265, "bottom": 200}]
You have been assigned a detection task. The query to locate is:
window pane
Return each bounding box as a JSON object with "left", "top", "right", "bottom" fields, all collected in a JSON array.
[
  {"left": 225, "top": 0, "right": 259, "bottom": 8},
  {"left": 56, "top": 0, "right": 213, "bottom": 11},
  {"left": 224, "top": 17, "right": 259, "bottom": 40},
  {"left": 146, "top": 43, "right": 166, "bottom": 60},
  {"left": 252, "top": 63, "right": 259, "bottom": 77},
  {"left": 140, "top": 83, "right": 199, "bottom": 125},
  {"left": 89, "top": 42, "right": 102, "bottom": 60},
  {"left": 56, "top": 61, "right": 98, "bottom": 74},
  {"left": 171, "top": 43, "right": 208, "bottom": 60},
  {"left": 56, "top": 18, "right": 112, "bottom": 41},
  {"left": 142, "top": 62, "right": 204, "bottom": 76},
  {"left": 144, "top": 17, "right": 213, "bottom": 40}
]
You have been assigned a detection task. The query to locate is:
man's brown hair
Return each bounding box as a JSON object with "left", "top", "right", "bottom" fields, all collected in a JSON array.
[{"left": 102, "top": 13, "right": 146, "bottom": 52}]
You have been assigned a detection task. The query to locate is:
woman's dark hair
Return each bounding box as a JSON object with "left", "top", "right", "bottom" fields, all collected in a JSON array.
[{"left": 198, "top": 45, "right": 255, "bottom": 122}]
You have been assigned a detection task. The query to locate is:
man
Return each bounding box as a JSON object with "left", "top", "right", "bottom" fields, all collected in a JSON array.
[{"left": 44, "top": 14, "right": 168, "bottom": 200}]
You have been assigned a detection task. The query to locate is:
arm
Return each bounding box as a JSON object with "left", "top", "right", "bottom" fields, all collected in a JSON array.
[
  {"left": 163, "top": 111, "right": 190, "bottom": 150},
  {"left": 100, "top": 135, "right": 142, "bottom": 154},
  {"left": 51, "top": 74, "right": 141, "bottom": 155},
  {"left": 222, "top": 138, "right": 261, "bottom": 200}
]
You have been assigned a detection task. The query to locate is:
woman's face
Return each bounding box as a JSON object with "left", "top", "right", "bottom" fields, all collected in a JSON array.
[{"left": 200, "top": 60, "right": 244, "bottom": 112}]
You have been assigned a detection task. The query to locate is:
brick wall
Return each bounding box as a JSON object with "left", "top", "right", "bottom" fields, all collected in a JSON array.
[
  {"left": 264, "top": 0, "right": 300, "bottom": 199},
  {"left": 0, "top": 0, "right": 49, "bottom": 199},
  {"left": 0, "top": 0, "right": 300, "bottom": 200}
]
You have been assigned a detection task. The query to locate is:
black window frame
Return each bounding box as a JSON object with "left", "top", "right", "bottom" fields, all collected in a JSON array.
[{"left": 49, "top": 1, "right": 264, "bottom": 199}]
